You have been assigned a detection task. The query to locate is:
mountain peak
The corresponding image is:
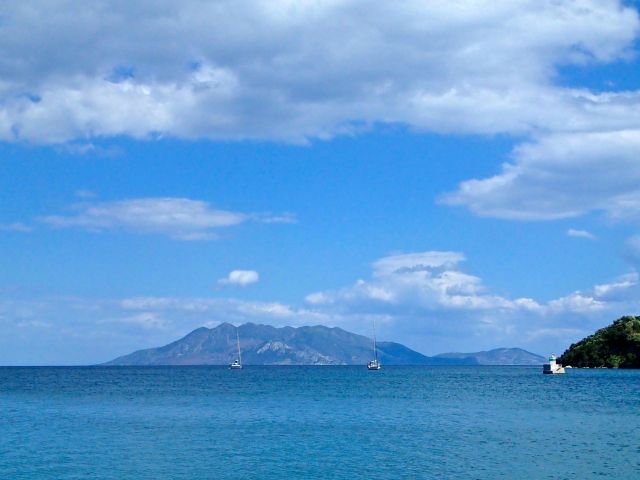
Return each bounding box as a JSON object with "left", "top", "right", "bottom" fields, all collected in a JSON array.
[
  {"left": 189, "top": 326, "right": 211, "bottom": 334},
  {"left": 105, "top": 323, "right": 446, "bottom": 366},
  {"left": 104, "top": 324, "right": 544, "bottom": 366}
]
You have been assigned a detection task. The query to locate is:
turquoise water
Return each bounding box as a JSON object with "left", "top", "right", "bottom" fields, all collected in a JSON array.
[{"left": 0, "top": 366, "right": 638, "bottom": 479}]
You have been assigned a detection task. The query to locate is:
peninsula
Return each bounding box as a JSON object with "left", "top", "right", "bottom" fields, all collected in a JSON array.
[{"left": 559, "top": 316, "right": 640, "bottom": 368}]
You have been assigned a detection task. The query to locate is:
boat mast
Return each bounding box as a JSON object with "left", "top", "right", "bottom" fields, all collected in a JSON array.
[
  {"left": 372, "top": 318, "right": 378, "bottom": 362},
  {"left": 236, "top": 327, "right": 242, "bottom": 364}
]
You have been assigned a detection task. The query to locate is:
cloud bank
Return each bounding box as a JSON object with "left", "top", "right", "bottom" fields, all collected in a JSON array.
[
  {"left": 3, "top": 2, "right": 640, "bottom": 362},
  {"left": 305, "top": 251, "right": 640, "bottom": 351},
  {"left": 2, "top": 1, "right": 639, "bottom": 226},
  {"left": 4, "top": 250, "right": 639, "bottom": 363},
  {"left": 0, "top": 1, "right": 638, "bottom": 144},
  {"left": 443, "top": 130, "right": 640, "bottom": 221}
]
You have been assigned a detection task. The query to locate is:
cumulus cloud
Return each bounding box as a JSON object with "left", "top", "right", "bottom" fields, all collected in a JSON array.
[
  {"left": 218, "top": 270, "right": 260, "bottom": 287},
  {"left": 567, "top": 229, "right": 596, "bottom": 240},
  {"left": 371, "top": 251, "right": 466, "bottom": 276},
  {"left": 442, "top": 129, "right": 640, "bottom": 222},
  {"left": 0, "top": 1, "right": 638, "bottom": 144},
  {"left": 306, "top": 250, "right": 541, "bottom": 314},
  {"left": 37, "top": 197, "right": 289, "bottom": 240},
  {"left": 305, "top": 250, "right": 640, "bottom": 352}
]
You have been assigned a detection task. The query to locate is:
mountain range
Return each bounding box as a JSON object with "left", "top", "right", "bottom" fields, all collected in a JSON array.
[{"left": 105, "top": 323, "right": 544, "bottom": 366}]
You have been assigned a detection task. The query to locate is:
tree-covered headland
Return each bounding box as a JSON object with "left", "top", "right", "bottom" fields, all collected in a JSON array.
[{"left": 559, "top": 316, "right": 640, "bottom": 368}]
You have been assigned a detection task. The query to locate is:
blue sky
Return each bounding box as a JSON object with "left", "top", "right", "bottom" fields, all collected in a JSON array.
[{"left": 2, "top": 1, "right": 640, "bottom": 364}]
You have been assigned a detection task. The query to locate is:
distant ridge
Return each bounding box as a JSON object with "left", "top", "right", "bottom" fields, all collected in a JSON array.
[
  {"left": 434, "top": 348, "right": 546, "bottom": 366},
  {"left": 104, "top": 323, "right": 476, "bottom": 366}
]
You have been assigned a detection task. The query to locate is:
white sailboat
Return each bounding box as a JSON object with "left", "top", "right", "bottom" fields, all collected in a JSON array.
[
  {"left": 367, "top": 319, "right": 381, "bottom": 370},
  {"left": 229, "top": 327, "right": 243, "bottom": 369}
]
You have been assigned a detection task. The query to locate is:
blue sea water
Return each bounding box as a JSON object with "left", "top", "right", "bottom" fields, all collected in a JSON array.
[{"left": 0, "top": 366, "right": 638, "bottom": 479}]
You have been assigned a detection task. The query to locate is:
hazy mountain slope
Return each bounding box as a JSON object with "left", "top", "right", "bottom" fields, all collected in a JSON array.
[
  {"left": 434, "top": 348, "right": 545, "bottom": 365},
  {"left": 104, "top": 323, "right": 475, "bottom": 366}
]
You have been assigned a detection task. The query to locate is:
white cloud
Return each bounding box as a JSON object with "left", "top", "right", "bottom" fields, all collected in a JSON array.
[
  {"left": 0, "top": 293, "right": 331, "bottom": 364},
  {"left": 303, "top": 250, "right": 640, "bottom": 352},
  {"left": 255, "top": 213, "right": 297, "bottom": 224},
  {"left": 60, "top": 143, "right": 121, "bottom": 157},
  {"left": 0, "top": 222, "right": 33, "bottom": 232},
  {"left": 218, "top": 270, "right": 260, "bottom": 287},
  {"left": 0, "top": 1, "right": 638, "bottom": 144},
  {"left": 36, "top": 197, "right": 288, "bottom": 240},
  {"left": 547, "top": 292, "right": 607, "bottom": 314},
  {"left": 592, "top": 272, "right": 638, "bottom": 299},
  {"left": 524, "top": 327, "right": 587, "bottom": 342},
  {"left": 567, "top": 229, "right": 596, "bottom": 240},
  {"left": 15, "top": 319, "right": 51, "bottom": 329},
  {"left": 2, "top": 2, "right": 639, "bottom": 233},
  {"left": 115, "top": 296, "right": 323, "bottom": 325},
  {"left": 99, "top": 312, "right": 168, "bottom": 330},
  {"left": 442, "top": 130, "right": 640, "bottom": 221},
  {"left": 371, "top": 251, "right": 465, "bottom": 276},
  {"left": 305, "top": 250, "right": 541, "bottom": 314}
]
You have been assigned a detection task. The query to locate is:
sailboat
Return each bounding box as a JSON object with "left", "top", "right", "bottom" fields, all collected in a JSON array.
[
  {"left": 229, "top": 327, "right": 243, "bottom": 369},
  {"left": 367, "top": 319, "right": 381, "bottom": 370}
]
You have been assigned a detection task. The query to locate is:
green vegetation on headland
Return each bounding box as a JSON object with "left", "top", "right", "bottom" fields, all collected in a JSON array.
[{"left": 559, "top": 316, "right": 640, "bottom": 368}]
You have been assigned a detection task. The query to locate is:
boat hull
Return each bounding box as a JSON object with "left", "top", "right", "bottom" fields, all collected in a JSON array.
[{"left": 367, "top": 361, "right": 381, "bottom": 370}]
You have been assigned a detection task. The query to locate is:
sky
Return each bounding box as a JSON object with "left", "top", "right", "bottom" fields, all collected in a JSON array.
[{"left": 2, "top": 0, "right": 640, "bottom": 364}]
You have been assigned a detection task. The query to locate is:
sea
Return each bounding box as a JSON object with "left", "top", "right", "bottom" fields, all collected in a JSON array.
[{"left": 0, "top": 366, "right": 638, "bottom": 479}]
